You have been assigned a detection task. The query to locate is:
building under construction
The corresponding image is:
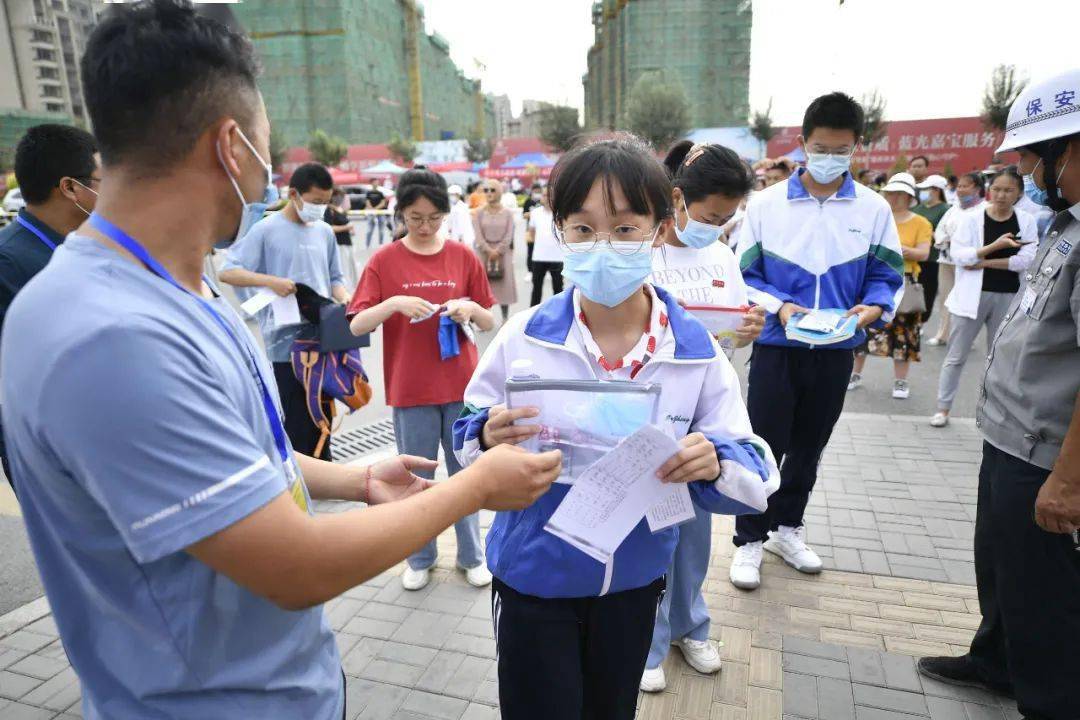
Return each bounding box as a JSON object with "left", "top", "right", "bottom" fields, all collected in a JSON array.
[
  {"left": 583, "top": 0, "right": 751, "bottom": 131},
  {"left": 233, "top": 1, "right": 494, "bottom": 147}
]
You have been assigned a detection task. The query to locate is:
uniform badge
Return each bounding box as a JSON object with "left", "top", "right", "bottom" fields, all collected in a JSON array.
[{"left": 1057, "top": 239, "right": 1073, "bottom": 256}]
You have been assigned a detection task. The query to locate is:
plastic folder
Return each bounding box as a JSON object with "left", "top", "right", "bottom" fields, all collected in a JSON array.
[{"left": 505, "top": 378, "right": 662, "bottom": 483}]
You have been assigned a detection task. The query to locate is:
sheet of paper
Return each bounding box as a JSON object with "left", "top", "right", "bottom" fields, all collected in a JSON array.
[
  {"left": 408, "top": 301, "right": 443, "bottom": 324},
  {"left": 796, "top": 310, "right": 840, "bottom": 333},
  {"left": 544, "top": 424, "right": 681, "bottom": 563},
  {"left": 240, "top": 288, "right": 276, "bottom": 317},
  {"left": 270, "top": 294, "right": 303, "bottom": 327},
  {"left": 646, "top": 482, "right": 696, "bottom": 532}
]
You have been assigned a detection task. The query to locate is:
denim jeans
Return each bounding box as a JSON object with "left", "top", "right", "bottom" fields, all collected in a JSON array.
[{"left": 393, "top": 401, "right": 484, "bottom": 571}]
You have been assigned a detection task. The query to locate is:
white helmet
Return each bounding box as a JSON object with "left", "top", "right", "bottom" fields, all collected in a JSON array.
[
  {"left": 447, "top": 184, "right": 463, "bottom": 196},
  {"left": 997, "top": 69, "right": 1080, "bottom": 153}
]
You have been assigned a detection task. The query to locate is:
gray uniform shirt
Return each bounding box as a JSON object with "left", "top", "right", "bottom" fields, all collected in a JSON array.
[{"left": 978, "top": 204, "right": 1080, "bottom": 470}]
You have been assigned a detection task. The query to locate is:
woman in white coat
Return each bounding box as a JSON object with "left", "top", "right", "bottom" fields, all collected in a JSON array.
[
  {"left": 930, "top": 169, "right": 1037, "bottom": 428},
  {"left": 925, "top": 173, "right": 986, "bottom": 346}
]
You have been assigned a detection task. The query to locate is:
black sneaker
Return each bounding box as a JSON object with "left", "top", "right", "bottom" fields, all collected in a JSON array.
[{"left": 917, "top": 655, "right": 1013, "bottom": 697}]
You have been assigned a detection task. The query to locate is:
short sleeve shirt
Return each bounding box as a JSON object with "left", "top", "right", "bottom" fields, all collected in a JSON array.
[
  {"left": 0, "top": 235, "right": 341, "bottom": 719},
  {"left": 348, "top": 239, "right": 496, "bottom": 407},
  {"left": 527, "top": 206, "right": 564, "bottom": 263},
  {"left": 895, "top": 214, "right": 934, "bottom": 276},
  {"left": 221, "top": 212, "right": 345, "bottom": 362}
]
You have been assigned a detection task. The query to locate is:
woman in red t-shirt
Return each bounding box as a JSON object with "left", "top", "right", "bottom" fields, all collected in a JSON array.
[{"left": 348, "top": 169, "right": 498, "bottom": 592}]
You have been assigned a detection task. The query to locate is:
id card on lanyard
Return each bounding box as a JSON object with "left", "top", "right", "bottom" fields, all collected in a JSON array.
[{"left": 87, "top": 213, "right": 308, "bottom": 512}]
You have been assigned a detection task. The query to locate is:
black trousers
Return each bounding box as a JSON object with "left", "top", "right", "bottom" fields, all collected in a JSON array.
[
  {"left": 525, "top": 240, "right": 534, "bottom": 272},
  {"left": 918, "top": 260, "right": 939, "bottom": 322},
  {"left": 492, "top": 576, "right": 665, "bottom": 720},
  {"left": 968, "top": 442, "right": 1080, "bottom": 720},
  {"left": 735, "top": 345, "right": 852, "bottom": 545},
  {"left": 272, "top": 362, "right": 332, "bottom": 461},
  {"left": 530, "top": 261, "right": 564, "bottom": 306}
]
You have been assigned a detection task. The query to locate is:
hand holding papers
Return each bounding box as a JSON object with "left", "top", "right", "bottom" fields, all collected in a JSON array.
[
  {"left": 785, "top": 308, "right": 858, "bottom": 345},
  {"left": 240, "top": 288, "right": 305, "bottom": 328},
  {"left": 545, "top": 425, "right": 692, "bottom": 563}
]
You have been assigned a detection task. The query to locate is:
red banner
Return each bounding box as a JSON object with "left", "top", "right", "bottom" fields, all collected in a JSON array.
[{"left": 767, "top": 117, "right": 1018, "bottom": 174}]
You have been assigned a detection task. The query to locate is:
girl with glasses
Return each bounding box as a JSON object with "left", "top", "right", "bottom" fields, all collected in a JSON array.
[
  {"left": 451, "top": 136, "right": 778, "bottom": 720},
  {"left": 348, "top": 168, "right": 499, "bottom": 592}
]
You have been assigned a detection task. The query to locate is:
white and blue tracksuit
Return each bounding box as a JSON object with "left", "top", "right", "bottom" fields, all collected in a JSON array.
[
  {"left": 732, "top": 170, "right": 903, "bottom": 547},
  {"left": 452, "top": 285, "right": 780, "bottom": 598},
  {"left": 736, "top": 169, "right": 905, "bottom": 349}
]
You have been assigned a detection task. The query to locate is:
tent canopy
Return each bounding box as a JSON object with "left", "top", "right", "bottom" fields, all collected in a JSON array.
[{"left": 363, "top": 160, "right": 408, "bottom": 175}]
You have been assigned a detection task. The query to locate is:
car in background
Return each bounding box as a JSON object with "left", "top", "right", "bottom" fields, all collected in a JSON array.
[{"left": 3, "top": 188, "right": 24, "bottom": 213}]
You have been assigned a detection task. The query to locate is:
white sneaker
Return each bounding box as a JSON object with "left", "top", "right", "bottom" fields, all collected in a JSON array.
[
  {"left": 729, "top": 542, "right": 763, "bottom": 590},
  {"left": 401, "top": 566, "right": 430, "bottom": 591},
  {"left": 678, "top": 638, "right": 722, "bottom": 674},
  {"left": 925, "top": 337, "right": 945, "bottom": 347},
  {"left": 892, "top": 379, "right": 910, "bottom": 399},
  {"left": 463, "top": 564, "right": 492, "bottom": 588},
  {"left": 930, "top": 412, "right": 949, "bottom": 428},
  {"left": 847, "top": 373, "right": 862, "bottom": 392},
  {"left": 764, "top": 525, "right": 823, "bottom": 574},
  {"left": 639, "top": 665, "right": 666, "bottom": 693}
]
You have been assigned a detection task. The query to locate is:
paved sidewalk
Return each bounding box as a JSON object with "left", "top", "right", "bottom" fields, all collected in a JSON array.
[{"left": 0, "top": 415, "right": 1020, "bottom": 719}]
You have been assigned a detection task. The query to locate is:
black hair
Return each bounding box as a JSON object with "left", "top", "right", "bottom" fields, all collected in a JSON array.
[
  {"left": 549, "top": 134, "right": 672, "bottom": 226},
  {"left": 926, "top": 186, "right": 947, "bottom": 203},
  {"left": 874, "top": 173, "right": 888, "bottom": 186},
  {"left": 909, "top": 155, "right": 930, "bottom": 167},
  {"left": 990, "top": 166, "right": 1024, "bottom": 193},
  {"left": 466, "top": 181, "right": 479, "bottom": 194},
  {"left": 947, "top": 175, "right": 958, "bottom": 185},
  {"left": 289, "top": 163, "right": 333, "bottom": 193},
  {"left": 801, "top": 92, "right": 865, "bottom": 142},
  {"left": 961, "top": 171, "right": 986, "bottom": 197},
  {"left": 857, "top": 168, "right": 873, "bottom": 181},
  {"left": 396, "top": 167, "right": 450, "bottom": 214},
  {"left": 663, "top": 140, "right": 753, "bottom": 204},
  {"left": 531, "top": 182, "right": 543, "bottom": 191},
  {"left": 81, "top": 0, "right": 260, "bottom": 169},
  {"left": 14, "top": 124, "right": 98, "bottom": 204}
]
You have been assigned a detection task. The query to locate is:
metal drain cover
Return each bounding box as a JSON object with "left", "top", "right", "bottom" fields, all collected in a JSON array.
[{"left": 330, "top": 418, "right": 397, "bottom": 463}]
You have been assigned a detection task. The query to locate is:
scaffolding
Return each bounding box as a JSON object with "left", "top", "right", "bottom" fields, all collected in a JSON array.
[
  {"left": 583, "top": 0, "right": 752, "bottom": 130},
  {"left": 234, "top": 0, "right": 494, "bottom": 147}
]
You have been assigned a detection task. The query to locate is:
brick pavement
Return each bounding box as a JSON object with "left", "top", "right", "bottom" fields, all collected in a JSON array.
[{"left": 0, "top": 415, "right": 1020, "bottom": 719}]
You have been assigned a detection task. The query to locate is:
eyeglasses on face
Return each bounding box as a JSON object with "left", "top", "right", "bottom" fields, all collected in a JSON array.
[{"left": 404, "top": 214, "right": 445, "bottom": 228}]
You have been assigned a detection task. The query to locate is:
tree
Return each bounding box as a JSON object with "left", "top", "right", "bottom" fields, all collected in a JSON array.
[
  {"left": 861, "top": 90, "right": 888, "bottom": 147},
  {"left": 465, "top": 133, "right": 492, "bottom": 163},
  {"left": 622, "top": 72, "right": 690, "bottom": 151},
  {"left": 943, "top": 161, "right": 955, "bottom": 179},
  {"left": 269, "top": 128, "right": 287, "bottom": 172},
  {"left": 981, "top": 64, "right": 1027, "bottom": 131},
  {"left": 387, "top": 132, "right": 418, "bottom": 164},
  {"left": 307, "top": 129, "right": 348, "bottom": 167},
  {"left": 537, "top": 103, "right": 583, "bottom": 153},
  {"left": 890, "top": 154, "right": 909, "bottom": 176},
  {"left": 748, "top": 99, "right": 776, "bottom": 157}
]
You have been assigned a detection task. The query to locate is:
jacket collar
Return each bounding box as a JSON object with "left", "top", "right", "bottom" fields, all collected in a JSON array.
[
  {"left": 16, "top": 208, "right": 66, "bottom": 247},
  {"left": 524, "top": 284, "right": 716, "bottom": 361},
  {"left": 786, "top": 167, "right": 857, "bottom": 201}
]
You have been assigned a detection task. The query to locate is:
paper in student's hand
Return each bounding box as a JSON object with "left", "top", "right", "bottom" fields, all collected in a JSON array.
[
  {"left": 646, "top": 482, "right": 695, "bottom": 532},
  {"left": 270, "top": 294, "right": 303, "bottom": 327},
  {"left": 795, "top": 310, "right": 841, "bottom": 333},
  {"left": 240, "top": 288, "right": 276, "bottom": 317},
  {"left": 544, "top": 424, "right": 681, "bottom": 563}
]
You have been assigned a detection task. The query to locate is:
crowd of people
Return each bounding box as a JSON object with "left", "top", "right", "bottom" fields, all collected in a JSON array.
[{"left": 0, "top": 2, "right": 1078, "bottom": 720}]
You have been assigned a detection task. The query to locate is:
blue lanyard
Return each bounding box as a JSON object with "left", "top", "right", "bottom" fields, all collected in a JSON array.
[
  {"left": 16, "top": 215, "right": 57, "bottom": 251},
  {"left": 87, "top": 212, "right": 296, "bottom": 481}
]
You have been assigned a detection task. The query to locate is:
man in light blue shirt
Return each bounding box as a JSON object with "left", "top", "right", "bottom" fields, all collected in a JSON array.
[
  {"left": 0, "top": 3, "right": 561, "bottom": 718},
  {"left": 220, "top": 162, "right": 349, "bottom": 459}
]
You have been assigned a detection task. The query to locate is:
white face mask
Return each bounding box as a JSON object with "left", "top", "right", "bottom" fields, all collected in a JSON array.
[
  {"left": 293, "top": 196, "right": 328, "bottom": 224},
  {"left": 70, "top": 178, "right": 98, "bottom": 217}
]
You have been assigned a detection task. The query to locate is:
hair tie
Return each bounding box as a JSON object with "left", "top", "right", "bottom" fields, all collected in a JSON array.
[{"left": 684, "top": 144, "right": 709, "bottom": 167}]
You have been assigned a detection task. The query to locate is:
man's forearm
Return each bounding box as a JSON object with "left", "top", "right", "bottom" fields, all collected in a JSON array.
[
  {"left": 974, "top": 259, "right": 1012, "bottom": 270},
  {"left": 300, "top": 474, "right": 484, "bottom": 606},
  {"left": 296, "top": 452, "right": 364, "bottom": 502},
  {"left": 219, "top": 268, "right": 285, "bottom": 288},
  {"left": 1054, "top": 392, "right": 1080, "bottom": 483},
  {"left": 332, "top": 285, "right": 350, "bottom": 304}
]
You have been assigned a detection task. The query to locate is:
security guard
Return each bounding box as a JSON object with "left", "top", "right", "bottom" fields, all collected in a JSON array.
[{"left": 917, "top": 69, "right": 1080, "bottom": 720}]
